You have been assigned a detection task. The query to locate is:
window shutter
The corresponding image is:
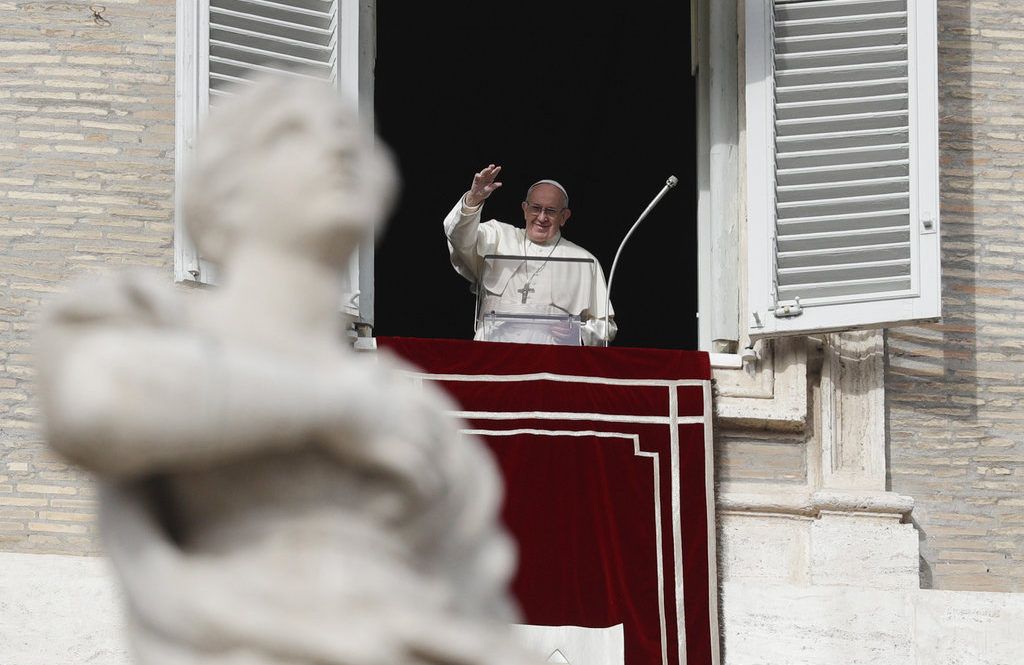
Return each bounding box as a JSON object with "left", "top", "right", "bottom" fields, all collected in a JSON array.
[
  {"left": 208, "top": 0, "right": 338, "bottom": 103},
  {"left": 745, "top": 0, "right": 939, "bottom": 338},
  {"left": 176, "top": 0, "right": 371, "bottom": 321}
]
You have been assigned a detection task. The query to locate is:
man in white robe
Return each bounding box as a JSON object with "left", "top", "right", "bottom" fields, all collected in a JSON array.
[{"left": 444, "top": 164, "right": 616, "bottom": 346}]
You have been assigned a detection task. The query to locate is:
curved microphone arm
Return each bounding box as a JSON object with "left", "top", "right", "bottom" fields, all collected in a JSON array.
[{"left": 603, "top": 175, "right": 679, "bottom": 347}]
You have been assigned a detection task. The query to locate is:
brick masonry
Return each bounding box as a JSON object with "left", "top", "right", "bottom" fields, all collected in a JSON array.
[
  {"left": 0, "top": 0, "right": 174, "bottom": 554},
  {"left": 886, "top": 0, "right": 1024, "bottom": 592}
]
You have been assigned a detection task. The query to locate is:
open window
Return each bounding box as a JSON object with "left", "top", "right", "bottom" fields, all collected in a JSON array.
[
  {"left": 743, "top": 0, "right": 940, "bottom": 338},
  {"left": 372, "top": 2, "right": 698, "bottom": 348},
  {"left": 175, "top": 0, "right": 376, "bottom": 324},
  {"left": 174, "top": 0, "right": 939, "bottom": 354}
]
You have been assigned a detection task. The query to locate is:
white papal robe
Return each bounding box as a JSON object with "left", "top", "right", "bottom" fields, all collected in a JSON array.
[{"left": 444, "top": 196, "right": 616, "bottom": 346}]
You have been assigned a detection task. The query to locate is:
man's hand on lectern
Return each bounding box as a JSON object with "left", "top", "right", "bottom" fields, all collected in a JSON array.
[
  {"left": 549, "top": 320, "right": 579, "bottom": 345},
  {"left": 465, "top": 164, "right": 503, "bottom": 207}
]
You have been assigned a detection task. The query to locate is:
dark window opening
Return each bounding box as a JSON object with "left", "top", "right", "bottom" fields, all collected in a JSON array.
[{"left": 375, "top": 2, "right": 697, "bottom": 349}]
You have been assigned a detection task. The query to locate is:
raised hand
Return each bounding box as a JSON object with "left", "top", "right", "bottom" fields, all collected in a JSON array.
[{"left": 465, "top": 164, "right": 503, "bottom": 207}]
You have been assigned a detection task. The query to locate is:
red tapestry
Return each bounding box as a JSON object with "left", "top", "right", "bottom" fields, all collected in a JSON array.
[{"left": 378, "top": 337, "right": 719, "bottom": 665}]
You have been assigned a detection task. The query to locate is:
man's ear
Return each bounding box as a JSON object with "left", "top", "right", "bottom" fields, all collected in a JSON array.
[{"left": 560, "top": 208, "right": 572, "bottom": 226}]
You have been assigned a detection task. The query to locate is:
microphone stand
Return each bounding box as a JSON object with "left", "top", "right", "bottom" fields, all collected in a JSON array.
[{"left": 603, "top": 175, "right": 679, "bottom": 347}]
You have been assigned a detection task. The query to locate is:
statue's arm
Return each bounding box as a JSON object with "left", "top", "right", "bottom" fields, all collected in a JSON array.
[
  {"left": 35, "top": 274, "right": 483, "bottom": 501},
  {"left": 37, "top": 324, "right": 355, "bottom": 478},
  {"left": 34, "top": 273, "right": 368, "bottom": 478},
  {"left": 37, "top": 303, "right": 467, "bottom": 495}
]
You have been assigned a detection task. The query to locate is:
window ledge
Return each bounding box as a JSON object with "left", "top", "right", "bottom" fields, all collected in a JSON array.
[
  {"left": 710, "top": 352, "right": 743, "bottom": 369},
  {"left": 712, "top": 337, "right": 808, "bottom": 431}
]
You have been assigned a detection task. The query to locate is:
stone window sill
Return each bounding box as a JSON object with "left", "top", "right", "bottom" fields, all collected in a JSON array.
[{"left": 711, "top": 337, "right": 808, "bottom": 431}]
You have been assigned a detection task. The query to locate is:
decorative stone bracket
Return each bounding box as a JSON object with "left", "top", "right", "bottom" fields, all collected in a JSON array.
[{"left": 716, "top": 330, "right": 920, "bottom": 590}]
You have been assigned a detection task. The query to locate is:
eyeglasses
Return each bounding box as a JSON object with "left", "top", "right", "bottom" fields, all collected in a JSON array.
[{"left": 524, "top": 202, "right": 565, "bottom": 217}]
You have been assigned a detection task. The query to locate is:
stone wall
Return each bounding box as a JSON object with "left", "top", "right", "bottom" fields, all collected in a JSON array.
[
  {"left": 886, "top": 0, "right": 1024, "bottom": 592},
  {"left": 0, "top": 0, "right": 175, "bottom": 554},
  {"left": 7, "top": 546, "right": 1024, "bottom": 665}
]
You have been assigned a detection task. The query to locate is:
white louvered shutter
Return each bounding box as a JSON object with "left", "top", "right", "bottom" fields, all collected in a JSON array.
[
  {"left": 208, "top": 0, "right": 338, "bottom": 103},
  {"left": 176, "top": 0, "right": 372, "bottom": 321},
  {"left": 745, "top": 0, "right": 939, "bottom": 337}
]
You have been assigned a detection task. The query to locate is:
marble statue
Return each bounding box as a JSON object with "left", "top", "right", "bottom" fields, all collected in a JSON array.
[{"left": 36, "top": 75, "right": 537, "bottom": 665}]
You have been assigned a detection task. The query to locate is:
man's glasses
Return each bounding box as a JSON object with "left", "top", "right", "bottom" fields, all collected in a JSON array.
[{"left": 524, "top": 203, "right": 564, "bottom": 217}]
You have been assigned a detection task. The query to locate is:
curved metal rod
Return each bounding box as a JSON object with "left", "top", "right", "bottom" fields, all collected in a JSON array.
[{"left": 603, "top": 175, "right": 678, "bottom": 347}]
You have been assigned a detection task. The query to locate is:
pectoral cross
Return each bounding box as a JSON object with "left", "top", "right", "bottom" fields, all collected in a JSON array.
[{"left": 517, "top": 282, "right": 535, "bottom": 303}]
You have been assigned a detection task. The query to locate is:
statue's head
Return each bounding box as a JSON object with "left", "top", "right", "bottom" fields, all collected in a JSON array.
[{"left": 183, "top": 74, "right": 398, "bottom": 269}]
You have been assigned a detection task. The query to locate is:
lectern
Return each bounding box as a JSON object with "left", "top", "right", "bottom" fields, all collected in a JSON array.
[{"left": 473, "top": 254, "right": 596, "bottom": 345}]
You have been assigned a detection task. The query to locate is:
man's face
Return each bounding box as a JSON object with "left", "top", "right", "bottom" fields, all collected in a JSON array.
[{"left": 522, "top": 184, "right": 571, "bottom": 243}]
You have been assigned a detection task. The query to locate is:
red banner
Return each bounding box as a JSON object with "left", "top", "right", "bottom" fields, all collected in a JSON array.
[{"left": 379, "top": 337, "right": 718, "bottom": 665}]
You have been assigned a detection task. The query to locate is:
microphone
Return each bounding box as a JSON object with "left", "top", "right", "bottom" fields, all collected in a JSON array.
[{"left": 603, "top": 176, "right": 679, "bottom": 347}]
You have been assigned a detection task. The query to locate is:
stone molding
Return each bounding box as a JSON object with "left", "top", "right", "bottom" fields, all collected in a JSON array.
[
  {"left": 718, "top": 489, "right": 914, "bottom": 519},
  {"left": 713, "top": 336, "right": 808, "bottom": 430},
  {"left": 820, "top": 330, "right": 887, "bottom": 491}
]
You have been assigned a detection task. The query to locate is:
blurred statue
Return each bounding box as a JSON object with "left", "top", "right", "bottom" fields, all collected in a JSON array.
[{"left": 37, "top": 76, "right": 536, "bottom": 665}]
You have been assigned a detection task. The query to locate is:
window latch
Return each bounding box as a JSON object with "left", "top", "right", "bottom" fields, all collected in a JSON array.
[{"left": 772, "top": 297, "right": 803, "bottom": 318}]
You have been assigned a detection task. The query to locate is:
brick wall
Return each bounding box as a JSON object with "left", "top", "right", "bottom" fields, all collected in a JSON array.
[
  {"left": 886, "top": 0, "right": 1024, "bottom": 592},
  {"left": 0, "top": 0, "right": 174, "bottom": 553}
]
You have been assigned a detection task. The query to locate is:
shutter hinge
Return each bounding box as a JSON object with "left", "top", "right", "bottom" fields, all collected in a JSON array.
[{"left": 772, "top": 297, "right": 803, "bottom": 318}]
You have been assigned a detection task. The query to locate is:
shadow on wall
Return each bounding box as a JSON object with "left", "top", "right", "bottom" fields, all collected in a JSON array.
[{"left": 884, "top": 0, "right": 1024, "bottom": 592}]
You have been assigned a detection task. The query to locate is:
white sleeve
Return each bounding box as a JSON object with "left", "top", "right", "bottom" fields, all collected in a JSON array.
[
  {"left": 581, "top": 258, "right": 616, "bottom": 346},
  {"left": 443, "top": 194, "right": 498, "bottom": 283},
  {"left": 582, "top": 315, "right": 617, "bottom": 346}
]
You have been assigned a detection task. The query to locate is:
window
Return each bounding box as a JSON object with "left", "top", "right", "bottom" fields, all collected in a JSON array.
[
  {"left": 175, "top": 0, "right": 939, "bottom": 349},
  {"left": 175, "top": 0, "right": 374, "bottom": 323},
  {"left": 744, "top": 0, "right": 940, "bottom": 338}
]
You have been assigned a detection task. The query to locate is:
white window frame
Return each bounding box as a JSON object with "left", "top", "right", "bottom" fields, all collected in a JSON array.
[
  {"left": 696, "top": 0, "right": 742, "bottom": 356},
  {"left": 174, "top": 0, "right": 208, "bottom": 286},
  {"left": 174, "top": 0, "right": 377, "bottom": 327},
  {"left": 694, "top": 0, "right": 807, "bottom": 429}
]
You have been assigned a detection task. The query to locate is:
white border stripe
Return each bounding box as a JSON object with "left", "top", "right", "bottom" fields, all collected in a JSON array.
[
  {"left": 642, "top": 445, "right": 670, "bottom": 665},
  {"left": 670, "top": 385, "right": 686, "bottom": 665},
  {"left": 703, "top": 381, "right": 721, "bottom": 665},
  {"left": 456, "top": 411, "right": 705, "bottom": 425},
  {"left": 465, "top": 427, "right": 670, "bottom": 665},
  {"left": 401, "top": 370, "right": 707, "bottom": 388},
  {"left": 463, "top": 428, "right": 634, "bottom": 439}
]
